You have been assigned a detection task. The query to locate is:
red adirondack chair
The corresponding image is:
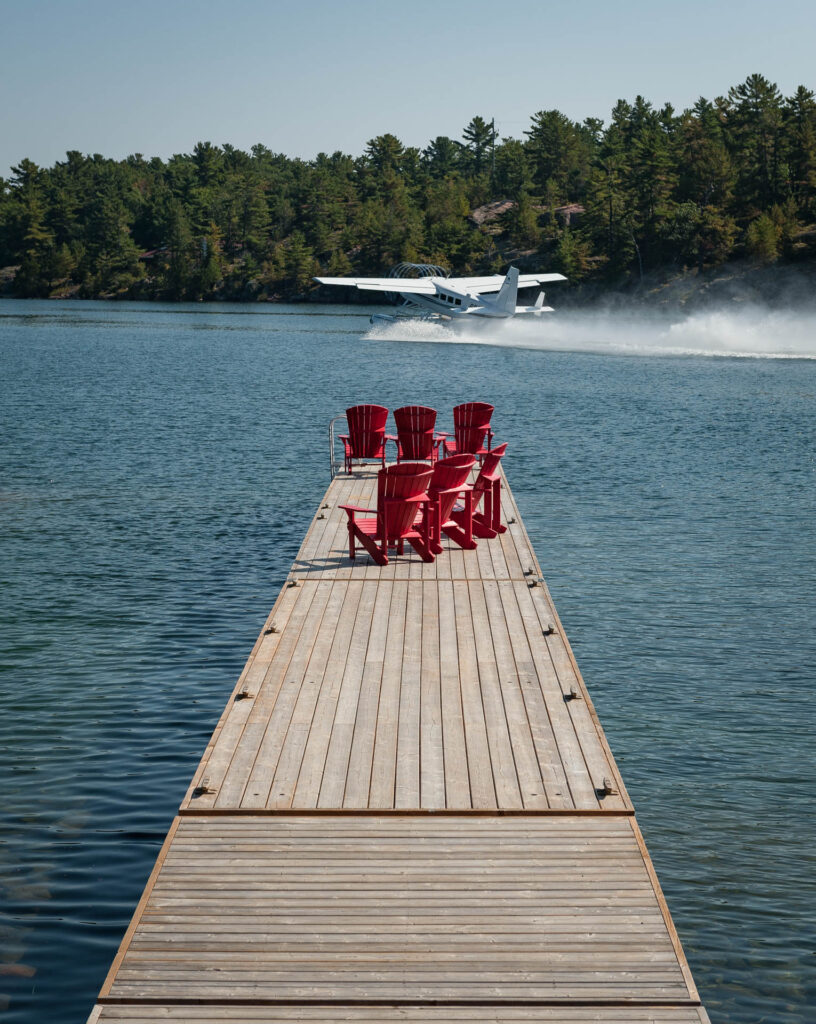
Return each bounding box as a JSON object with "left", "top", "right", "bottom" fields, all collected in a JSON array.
[
  {"left": 340, "top": 463, "right": 434, "bottom": 566},
  {"left": 442, "top": 402, "right": 495, "bottom": 459},
  {"left": 450, "top": 442, "right": 508, "bottom": 538},
  {"left": 426, "top": 454, "right": 477, "bottom": 553},
  {"left": 339, "top": 404, "right": 389, "bottom": 474},
  {"left": 393, "top": 405, "right": 442, "bottom": 463}
]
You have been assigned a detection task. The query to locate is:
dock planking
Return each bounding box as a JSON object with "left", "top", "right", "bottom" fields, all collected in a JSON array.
[
  {"left": 180, "top": 468, "right": 628, "bottom": 814},
  {"left": 88, "top": 463, "right": 706, "bottom": 1023}
]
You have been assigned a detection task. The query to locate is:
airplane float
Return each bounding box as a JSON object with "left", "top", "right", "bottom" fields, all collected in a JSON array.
[{"left": 314, "top": 263, "right": 567, "bottom": 326}]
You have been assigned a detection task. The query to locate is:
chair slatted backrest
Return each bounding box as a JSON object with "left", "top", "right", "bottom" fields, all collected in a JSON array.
[
  {"left": 473, "top": 442, "right": 507, "bottom": 504},
  {"left": 453, "top": 401, "right": 494, "bottom": 454},
  {"left": 346, "top": 404, "right": 388, "bottom": 458},
  {"left": 429, "top": 454, "right": 477, "bottom": 523},
  {"left": 394, "top": 405, "right": 437, "bottom": 460},
  {"left": 378, "top": 463, "right": 433, "bottom": 542}
]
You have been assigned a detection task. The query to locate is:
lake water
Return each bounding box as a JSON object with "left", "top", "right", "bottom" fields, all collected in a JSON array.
[{"left": 1, "top": 299, "right": 814, "bottom": 1023}]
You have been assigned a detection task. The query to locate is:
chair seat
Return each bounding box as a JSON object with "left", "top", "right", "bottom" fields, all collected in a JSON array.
[
  {"left": 444, "top": 439, "right": 490, "bottom": 457},
  {"left": 353, "top": 515, "right": 379, "bottom": 537},
  {"left": 340, "top": 435, "right": 387, "bottom": 458}
]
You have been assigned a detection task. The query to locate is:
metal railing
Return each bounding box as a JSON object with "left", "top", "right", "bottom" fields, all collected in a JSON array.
[{"left": 328, "top": 415, "right": 347, "bottom": 479}]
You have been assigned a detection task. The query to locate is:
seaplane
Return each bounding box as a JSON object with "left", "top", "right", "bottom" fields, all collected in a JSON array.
[{"left": 314, "top": 263, "right": 567, "bottom": 326}]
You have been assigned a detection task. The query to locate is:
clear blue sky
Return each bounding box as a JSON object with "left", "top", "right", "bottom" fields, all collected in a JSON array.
[{"left": 2, "top": 0, "right": 814, "bottom": 175}]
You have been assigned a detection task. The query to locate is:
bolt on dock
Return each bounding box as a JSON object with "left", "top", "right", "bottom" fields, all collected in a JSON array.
[{"left": 87, "top": 461, "right": 709, "bottom": 1023}]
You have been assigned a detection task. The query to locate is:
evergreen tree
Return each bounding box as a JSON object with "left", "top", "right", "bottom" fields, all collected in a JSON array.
[
  {"left": 784, "top": 86, "right": 816, "bottom": 217},
  {"left": 461, "top": 116, "right": 497, "bottom": 178},
  {"left": 525, "top": 110, "right": 592, "bottom": 200},
  {"left": 493, "top": 139, "right": 532, "bottom": 199},
  {"left": 422, "top": 136, "right": 461, "bottom": 178},
  {"left": 1, "top": 74, "right": 814, "bottom": 300},
  {"left": 726, "top": 74, "right": 786, "bottom": 211}
]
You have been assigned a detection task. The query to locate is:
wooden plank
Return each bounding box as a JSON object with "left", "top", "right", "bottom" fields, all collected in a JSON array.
[
  {"left": 496, "top": 581, "right": 577, "bottom": 808},
  {"left": 467, "top": 581, "right": 523, "bottom": 808},
  {"left": 180, "top": 580, "right": 305, "bottom": 810},
  {"left": 240, "top": 579, "right": 335, "bottom": 808},
  {"left": 368, "top": 581, "right": 408, "bottom": 807},
  {"left": 267, "top": 580, "right": 352, "bottom": 808},
  {"left": 209, "top": 581, "right": 324, "bottom": 810},
  {"left": 317, "top": 583, "right": 378, "bottom": 807},
  {"left": 453, "top": 580, "right": 496, "bottom": 808},
  {"left": 499, "top": 518, "right": 525, "bottom": 580},
  {"left": 101, "top": 816, "right": 693, "bottom": 1006},
  {"left": 92, "top": 462, "right": 705, "bottom": 1022},
  {"left": 525, "top": 582, "right": 631, "bottom": 811},
  {"left": 292, "top": 581, "right": 364, "bottom": 806},
  {"left": 92, "top": 1007, "right": 712, "bottom": 1022},
  {"left": 395, "top": 582, "right": 423, "bottom": 806},
  {"left": 420, "top": 580, "right": 445, "bottom": 808},
  {"left": 481, "top": 580, "right": 549, "bottom": 809},
  {"left": 344, "top": 581, "right": 393, "bottom": 806},
  {"left": 511, "top": 580, "right": 624, "bottom": 811},
  {"left": 437, "top": 579, "right": 470, "bottom": 807},
  {"left": 291, "top": 476, "right": 351, "bottom": 577}
]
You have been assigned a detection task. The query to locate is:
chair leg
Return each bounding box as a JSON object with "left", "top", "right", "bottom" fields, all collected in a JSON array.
[
  {"left": 408, "top": 536, "right": 435, "bottom": 562},
  {"left": 466, "top": 491, "right": 497, "bottom": 539},
  {"left": 463, "top": 490, "right": 474, "bottom": 548},
  {"left": 360, "top": 532, "right": 388, "bottom": 565},
  {"left": 433, "top": 500, "right": 442, "bottom": 554},
  {"left": 407, "top": 501, "right": 435, "bottom": 563},
  {"left": 493, "top": 478, "right": 506, "bottom": 533},
  {"left": 348, "top": 521, "right": 356, "bottom": 560}
]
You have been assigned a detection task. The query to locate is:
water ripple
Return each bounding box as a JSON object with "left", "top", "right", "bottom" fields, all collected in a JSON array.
[{"left": 1, "top": 298, "right": 814, "bottom": 1023}]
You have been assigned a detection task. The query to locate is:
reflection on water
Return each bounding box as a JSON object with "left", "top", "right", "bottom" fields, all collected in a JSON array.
[{"left": 0, "top": 299, "right": 814, "bottom": 1023}]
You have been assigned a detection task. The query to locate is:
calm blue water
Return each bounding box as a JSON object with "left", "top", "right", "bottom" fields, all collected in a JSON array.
[{"left": 1, "top": 300, "right": 814, "bottom": 1023}]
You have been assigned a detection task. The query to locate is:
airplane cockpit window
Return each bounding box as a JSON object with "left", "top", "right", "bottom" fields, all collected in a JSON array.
[{"left": 455, "top": 298, "right": 461, "bottom": 305}]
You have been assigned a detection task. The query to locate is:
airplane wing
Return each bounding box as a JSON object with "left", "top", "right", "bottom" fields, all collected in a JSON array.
[
  {"left": 315, "top": 273, "right": 567, "bottom": 295},
  {"left": 449, "top": 273, "right": 567, "bottom": 293},
  {"left": 314, "top": 276, "right": 437, "bottom": 293}
]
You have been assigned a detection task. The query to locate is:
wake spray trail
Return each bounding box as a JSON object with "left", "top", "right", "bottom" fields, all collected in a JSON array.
[{"left": 366, "top": 306, "right": 816, "bottom": 359}]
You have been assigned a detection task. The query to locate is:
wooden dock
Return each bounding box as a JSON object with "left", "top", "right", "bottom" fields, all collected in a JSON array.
[{"left": 87, "top": 466, "right": 709, "bottom": 1023}]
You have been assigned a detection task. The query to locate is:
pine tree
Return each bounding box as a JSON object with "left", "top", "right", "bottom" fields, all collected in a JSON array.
[
  {"left": 726, "top": 74, "right": 786, "bottom": 211},
  {"left": 422, "top": 136, "right": 460, "bottom": 178},
  {"left": 461, "top": 117, "right": 497, "bottom": 178},
  {"left": 784, "top": 86, "right": 816, "bottom": 217},
  {"left": 525, "top": 110, "right": 592, "bottom": 201}
]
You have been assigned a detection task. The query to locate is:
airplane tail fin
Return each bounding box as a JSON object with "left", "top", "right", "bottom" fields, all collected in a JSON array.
[{"left": 493, "top": 266, "right": 519, "bottom": 315}]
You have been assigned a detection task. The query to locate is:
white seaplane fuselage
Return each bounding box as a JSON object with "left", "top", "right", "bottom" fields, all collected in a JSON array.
[{"left": 314, "top": 266, "right": 567, "bottom": 326}]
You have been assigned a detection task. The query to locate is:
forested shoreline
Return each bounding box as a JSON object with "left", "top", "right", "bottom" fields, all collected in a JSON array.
[{"left": 1, "top": 73, "right": 814, "bottom": 303}]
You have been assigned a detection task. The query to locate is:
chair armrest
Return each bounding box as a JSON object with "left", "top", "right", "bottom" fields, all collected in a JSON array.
[
  {"left": 339, "top": 504, "right": 376, "bottom": 519},
  {"left": 430, "top": 483, "right": 473, "bottom": 497}
]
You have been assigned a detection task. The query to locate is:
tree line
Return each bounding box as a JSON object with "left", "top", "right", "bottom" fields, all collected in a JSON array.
[{"left": 1, "top": 73, "right": 814, "bottom": 301}]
